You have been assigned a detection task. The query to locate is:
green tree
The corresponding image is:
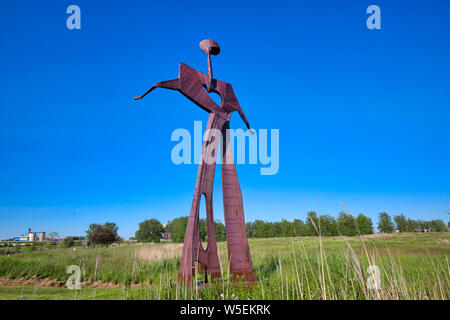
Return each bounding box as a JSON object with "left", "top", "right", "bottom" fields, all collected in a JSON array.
[
  {"left": 356, "top": 214, "right": 373, "bottom": 235},
  {"left": 429, "top": 219, "right": 447, "bottom": 232},
  {"left": 319, "top": 214, "right": 339, "bottom": 236},
  {"left": 407, "top": 218, "right": 419, "bottom": 232},
  {"left": 378, "top": 212, "right": 395, "bottom": 233},
  {"left": 135, "top": 219, "right": 164, "bottom": 243},
  {"left": 280, "top": 219, "right": 294, "bottom": 237},
  {"left": 305, "top": 212, "right": 319, "bottom": 236},
  {"left": 305, "top": 212, "right": 340, "bottom": 236},
  {"left": 254, "top": 220, "right": 275, "bottom": 238},
  {"left": 166, "top": 217, "right": 189, "bottom": 243},
  {"left": 86, "top": 223, "right": 101, "bottom": 237},
  {"left": 214, "top": 221, "right": 226, "bottom": 242},
  {"left": 292, "top": 219, "right": 306, "bottom": 236},
  {"left": 273, "top": 222, "right": 281, "bottom": 237},
  {"left": 86, "top": 222, "right": 120, "bottom": 246},
  {"left": 61, "top": 236, "right": 75, "bottom": 248},
  {"left": 419, "top": 220, "right": 431, "bottom": 231},
  {"left": 254, "top": 220, "right": 265, "bottom": 238},
  {"left": 246, "top": 222, "right": 256, "bottom": 238},
  {"left": 103, "top": 222, "right": 118, "bottom": 234},
  {"left": 394, "top": 214, "right": 408, "bottom": 232},
  {"left": 337, "top": 212, "right": 358, "bottom": 236},
  {"left": 198, "top": 218, "right": 207, "bottom": 241}
]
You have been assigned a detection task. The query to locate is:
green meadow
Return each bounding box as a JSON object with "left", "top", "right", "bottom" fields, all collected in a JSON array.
[{"left": 0, "top": 233, "right": 448, "bottom": 300}]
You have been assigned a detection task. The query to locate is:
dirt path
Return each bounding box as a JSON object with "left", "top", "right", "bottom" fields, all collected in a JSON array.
[{"left": 0, "top": 276, "right": 143, "bottom": 289}]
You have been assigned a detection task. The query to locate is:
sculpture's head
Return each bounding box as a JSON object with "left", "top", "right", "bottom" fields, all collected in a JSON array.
[
  {"left": 198, "top": 39, "right": 252, "bottom": 132},
  {"left": 199, "top": 39, "right": 220, "bottom": 93},
  {"left": 199, "top": 39, "right": 220, "bottom": 56}
]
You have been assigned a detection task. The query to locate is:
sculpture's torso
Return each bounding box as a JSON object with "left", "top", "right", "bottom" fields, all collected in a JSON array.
[{"left": 178, "top": 63, "right": 241, "bottom": 120}]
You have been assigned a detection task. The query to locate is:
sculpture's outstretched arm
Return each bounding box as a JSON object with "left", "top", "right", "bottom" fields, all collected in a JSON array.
[{"left": 134, "top": 79, "right": 179, "bottom": 100}]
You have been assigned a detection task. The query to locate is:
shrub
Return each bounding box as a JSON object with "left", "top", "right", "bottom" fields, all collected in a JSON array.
[
  {"left": 86, "top": 222, "right": 120, "bottom": 246},
  {"left": 61, "top": 237, "right": 75, "bottom": 248},
  {"left": 135, "top": 219, "right": 164, "bottom": 243}
]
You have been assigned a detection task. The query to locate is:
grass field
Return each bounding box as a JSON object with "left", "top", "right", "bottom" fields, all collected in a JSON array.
[{"left": 0, "top": 233, "right": 448, "bottom": 300}]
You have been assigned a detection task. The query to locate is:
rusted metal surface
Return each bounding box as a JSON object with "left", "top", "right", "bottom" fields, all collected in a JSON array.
[{"left": 135, "top": 39, "right": 255, "bottom": 286}]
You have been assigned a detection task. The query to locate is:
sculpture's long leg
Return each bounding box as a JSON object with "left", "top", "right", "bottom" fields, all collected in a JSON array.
[
  {"left": 221, "top": 121, "right": 255, "bottom": 282},
  {"left": 134, "top": 78, "right": 179, "bottom": 100},
  {"left": 178, "top": 113, "right": 224, "bottom": 286}
]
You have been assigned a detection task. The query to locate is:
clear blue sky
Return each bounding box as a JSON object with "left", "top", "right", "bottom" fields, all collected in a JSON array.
[{"left": 1, "top": 0, "right": 449, "bottom": 239}]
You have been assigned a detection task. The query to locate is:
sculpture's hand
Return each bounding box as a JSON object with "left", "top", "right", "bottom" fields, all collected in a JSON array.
[
  {"left": 239, "top": 110, "right": 254, "bottom": 135},
  {"left": 134, "top": 85, "right": 158, "bottom": 101},
  {"left": 134, "top": 79, "right": 180, "bottom": 101}
]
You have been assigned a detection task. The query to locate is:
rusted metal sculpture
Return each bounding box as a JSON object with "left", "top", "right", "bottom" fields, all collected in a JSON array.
[{"left": 135, "top": 39, "right": 255, "bottom": 285}]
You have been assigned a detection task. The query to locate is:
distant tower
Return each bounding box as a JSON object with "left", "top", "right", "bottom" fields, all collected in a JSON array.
[{"left": 28, "top": 232, "right": 36, "bottom": 242}]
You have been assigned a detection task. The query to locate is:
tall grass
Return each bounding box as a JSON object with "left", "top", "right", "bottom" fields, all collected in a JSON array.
[{"left": 0, "top": 233, "right": 448, "bottom": 300}]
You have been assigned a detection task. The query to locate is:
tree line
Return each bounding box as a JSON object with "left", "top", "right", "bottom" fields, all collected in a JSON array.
[
  {"left": 60, "top": 213, "right": 448, "bottom": 246},
  {"left": 391, "top": 213, "right": 447, "bottom": 233},
  {"left": 133, "top": 212, "right": 448, "bottom": 243},
  {"left": 245, "top": 212, "right": 373, "bottom": 238},
  {"left": 134, "top": 217, "right": 226, "bottom": 243}
]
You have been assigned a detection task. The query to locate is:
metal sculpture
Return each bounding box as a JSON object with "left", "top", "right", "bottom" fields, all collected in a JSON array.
[{"left": 135, "top": 39, "right": 255, "bottom": 285}]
